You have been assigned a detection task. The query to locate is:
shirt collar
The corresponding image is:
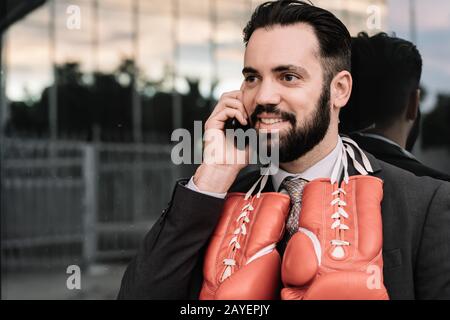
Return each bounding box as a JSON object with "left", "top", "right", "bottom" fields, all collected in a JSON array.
[
  {"left": 271, "top": 136, "right": 342, "bottom": 192},
  {"left": 356, "top": 132, "right": 416, "bottom": 160}
]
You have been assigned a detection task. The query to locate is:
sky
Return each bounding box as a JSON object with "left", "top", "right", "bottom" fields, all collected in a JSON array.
[{"left": 387, "top": 0, "right": 450, "bottom": 113}]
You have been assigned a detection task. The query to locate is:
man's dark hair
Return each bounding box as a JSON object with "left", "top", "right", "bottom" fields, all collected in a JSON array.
[
  {"left": 340, "top": 32, "right": 423, "bottom": 133},
  {"left": 243, "top": 0, "right": 351, "bottom": 84}
]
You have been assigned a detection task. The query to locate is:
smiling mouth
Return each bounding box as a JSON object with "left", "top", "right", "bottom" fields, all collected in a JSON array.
[
  {"left": 256, "top": 113, "right": 290, "bottom": 126},
  {"left": 258, "top": 118, "right": 285, "bottom": 124},
  {"left": 256, "top": 117, "right": 290, "bottom": 133}
]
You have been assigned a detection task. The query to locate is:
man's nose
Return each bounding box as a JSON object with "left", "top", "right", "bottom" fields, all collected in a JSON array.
[{"left": 255, "top": 80, "right": 281, "bottom": 106}]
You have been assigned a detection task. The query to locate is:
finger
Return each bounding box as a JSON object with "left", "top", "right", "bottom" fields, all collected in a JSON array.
[
  {"left": 221, "top": 90, "right": 243, "bottom": 101},
  {"left": 208, "top": 107, "right": 248, "bottom": 130},
  {"left": 211, "top": 97, "right": 248, "bottom": 120},
  {"left": 219, "top": 97, "right": 247, "bottom": 117}
]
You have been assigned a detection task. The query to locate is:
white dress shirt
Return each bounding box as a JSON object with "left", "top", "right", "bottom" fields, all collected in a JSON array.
[{"left": 187, "top": 137, "right": 342, "bottom": 199}]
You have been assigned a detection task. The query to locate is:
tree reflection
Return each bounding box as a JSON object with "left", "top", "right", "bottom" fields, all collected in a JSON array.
[{"left": 6, "top": 59, "right": 214, "bottom": 143}]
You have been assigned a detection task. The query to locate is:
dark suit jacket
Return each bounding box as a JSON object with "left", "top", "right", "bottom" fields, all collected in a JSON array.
[
  {"left": 350, "top": 133, "right": 450, "bottom": 182},
  {"left": 117, "top": 152, "right": 450, "bottom": 300}
]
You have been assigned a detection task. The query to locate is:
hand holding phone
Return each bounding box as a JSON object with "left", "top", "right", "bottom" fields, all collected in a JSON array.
[
  {"left": 194, "top": 89, "right": 250, "bottom": 193},
  {"left": 224, "top": 117, "right": 252, "bottom": 131},
  {"left": 224, "top": 117, "right": 252, "bottom": 150}
]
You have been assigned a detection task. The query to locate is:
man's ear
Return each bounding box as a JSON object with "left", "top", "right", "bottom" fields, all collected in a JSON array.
[
  {"left": 406, "top": 88, "right": 420, "bottom": 121},
  {"left": 331, "top": 70, "right": 352, "bottom": 111}
]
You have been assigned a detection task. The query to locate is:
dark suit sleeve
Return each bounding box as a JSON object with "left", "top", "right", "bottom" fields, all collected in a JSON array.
[
  {"left": 117, "top": 179, "right": 225, "bottom": 299},
  {"left": 414, "top": 181, "right": 450, "bottom": 299}
]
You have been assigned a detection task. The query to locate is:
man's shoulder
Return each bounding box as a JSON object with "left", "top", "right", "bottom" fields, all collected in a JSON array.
[
  {"left": 372, "top": 154, "right": 450, "bottom": 201},
  {"left": 352, "top": 133, "right": 450, "bottom": 182},
  {"left": 375, "top": 147, "right": 450, "bottom": 182},
  {"left": 404, "top": 160, "right": 450, "bottom": 182}
]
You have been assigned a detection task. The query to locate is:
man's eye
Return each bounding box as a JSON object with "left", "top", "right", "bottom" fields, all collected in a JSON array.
[
  {"left": 245, "top": 75, "right": 258, "bottom": 83},
  {"left": 283, "top": 74, "right": 299, "bottom": 82}
]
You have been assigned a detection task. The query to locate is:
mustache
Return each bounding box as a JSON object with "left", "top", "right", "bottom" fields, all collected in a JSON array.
[{"left": 250, "top": 104, "right": 296, "bottom": 127}]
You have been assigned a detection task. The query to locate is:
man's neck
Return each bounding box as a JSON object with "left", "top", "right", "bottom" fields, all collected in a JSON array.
[
  {"left": 280, "top": 130, "right": 339, "bottom": 174},
  {"left": 366, "top": 125, "right": 407, "bottom": 149}
]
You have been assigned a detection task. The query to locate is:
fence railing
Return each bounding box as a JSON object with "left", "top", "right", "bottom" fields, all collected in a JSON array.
[{"left": 1, "top": 138, "right": 182, "bottom": 270}]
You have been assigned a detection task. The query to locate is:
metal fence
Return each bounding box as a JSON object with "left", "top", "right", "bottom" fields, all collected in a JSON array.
[{"left": 1, "top": 138, "right": 182, "bottom": 270}]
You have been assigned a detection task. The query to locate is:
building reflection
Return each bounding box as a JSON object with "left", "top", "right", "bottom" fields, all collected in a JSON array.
[{"left": 1, "top": 0, "right": 387, "bottom": 142}]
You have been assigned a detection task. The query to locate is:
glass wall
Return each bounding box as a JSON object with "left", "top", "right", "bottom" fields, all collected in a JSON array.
[
  {"left": 2, "top": 0, "right": 389, "bottom": 142},
  {"left": 2, "top": 0, "right": 449, "bottom": 300}
]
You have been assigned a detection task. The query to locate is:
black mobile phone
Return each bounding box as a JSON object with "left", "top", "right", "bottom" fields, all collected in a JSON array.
[
  {"left": 224, "top": 117, "right": 252, "bottom": 150},
  {"left": 224, "top": 117, "right": 251, "bottom": 131}
]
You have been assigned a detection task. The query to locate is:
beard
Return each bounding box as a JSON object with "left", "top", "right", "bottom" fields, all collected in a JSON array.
[{"left": 250, "top": 84, "right": 331, "bottom": 163}]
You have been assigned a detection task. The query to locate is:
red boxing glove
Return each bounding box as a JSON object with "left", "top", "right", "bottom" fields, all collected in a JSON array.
[
  {"left": 200, "top": 191, "right": 290, "bottom": 300},
  {"left": 281, "top": 175, "right": 389, "bottom": 300}
]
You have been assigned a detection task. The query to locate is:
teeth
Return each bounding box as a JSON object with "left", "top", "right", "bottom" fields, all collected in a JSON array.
[{"left": 260, "top": 118, "right": 284, "bottom": 124}]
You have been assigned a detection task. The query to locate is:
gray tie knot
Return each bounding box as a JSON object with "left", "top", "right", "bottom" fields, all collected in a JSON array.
[{"left": 280, "top": 177, "right": 308, "bottom": 203}]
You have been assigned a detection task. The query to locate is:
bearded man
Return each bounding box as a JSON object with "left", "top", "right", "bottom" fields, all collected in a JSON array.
[{"left": 118, "top": 0, "right": 450, "bottom": 300}]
